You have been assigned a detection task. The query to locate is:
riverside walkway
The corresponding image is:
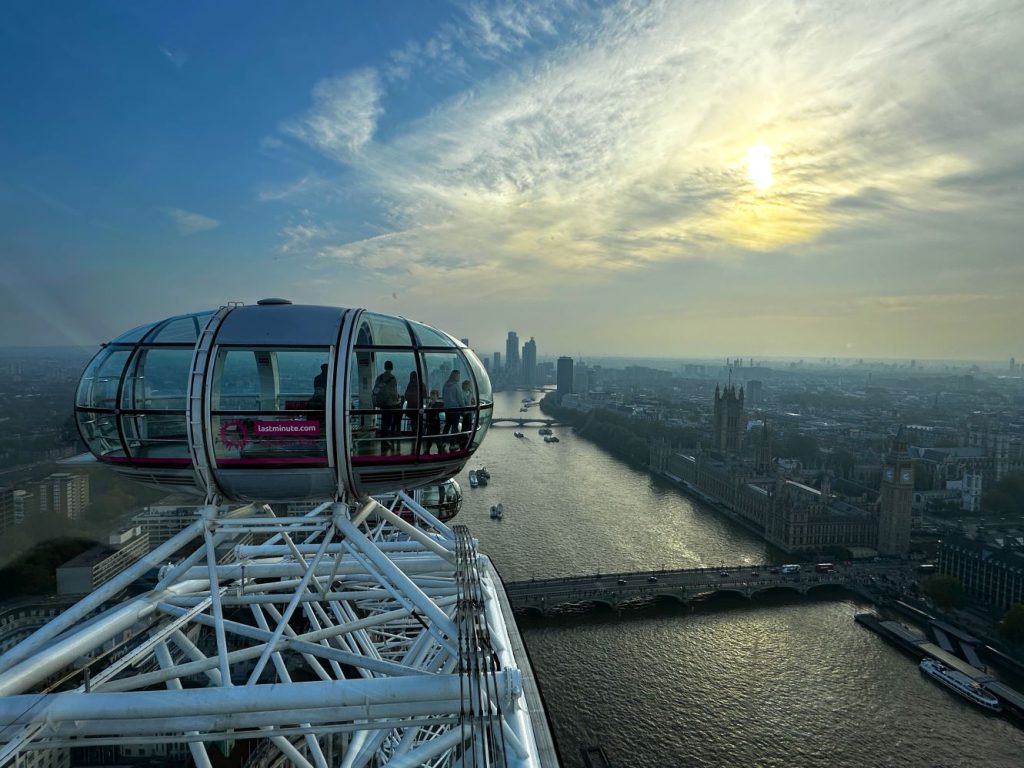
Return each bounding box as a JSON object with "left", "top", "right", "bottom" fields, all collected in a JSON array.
[{"left": 505, "top": 560, "right": 914, "bottom": 613}]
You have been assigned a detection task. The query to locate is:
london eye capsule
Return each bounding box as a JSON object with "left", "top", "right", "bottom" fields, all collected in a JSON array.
[{"left": 74, "top": 301, "right": 493, "bottom": 501}]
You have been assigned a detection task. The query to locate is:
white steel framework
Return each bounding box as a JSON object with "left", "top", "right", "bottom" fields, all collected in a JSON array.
[{"left": 0, "top": 495, "right": 543, "bottom": 768}]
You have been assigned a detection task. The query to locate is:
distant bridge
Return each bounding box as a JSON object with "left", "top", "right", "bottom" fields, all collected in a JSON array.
[
  {"left": 504, "top": 561, "right": 914, "bottom": 614},
  {"left": 490, "top": 418, "right": 566, "bottom": 427}
]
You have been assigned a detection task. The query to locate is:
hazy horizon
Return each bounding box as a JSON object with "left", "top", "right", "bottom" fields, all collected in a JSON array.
[{"left": 2, "top": 2, "right": 1022, "bottom": 359}]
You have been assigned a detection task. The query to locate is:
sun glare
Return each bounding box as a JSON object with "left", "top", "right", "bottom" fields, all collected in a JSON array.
[{"left": 746, "top": 144, "right": 774, "bottom": 190}]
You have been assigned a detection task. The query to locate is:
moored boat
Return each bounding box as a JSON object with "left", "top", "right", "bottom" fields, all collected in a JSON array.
[
  {"left": 919, "top": 659, "right": 1001, "bottom": 712},
  {"left": 490, "top": 503, "right": 504, "bottom": 519},
  {"left": 468, "top": 470, "right": 479, "bottom": 488}
]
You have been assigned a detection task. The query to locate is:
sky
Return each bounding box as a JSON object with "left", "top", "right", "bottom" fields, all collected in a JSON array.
[{"left": 1, "top": 0, "right": 1022, "bottom": 360}]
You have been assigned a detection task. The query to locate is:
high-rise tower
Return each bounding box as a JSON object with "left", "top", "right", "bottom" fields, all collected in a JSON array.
[
  {"left": 522, "top": 337, "right": 537, "bottom": 387},
  {"left": 556, "top": 356, "right": 574, "bottom": 401},
  {"left": 712, "top": 384, "right": 744, "bottom": 453},
  {"left": 506, "top": 331, "right": 520, "bottom": 381},
  {"left": 877, "top": 425, "right": 913, "bottom": 556}
]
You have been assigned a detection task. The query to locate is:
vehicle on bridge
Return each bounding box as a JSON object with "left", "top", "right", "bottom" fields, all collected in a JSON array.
[
  {"left": 781, "top": 564, "right": 802, "bottom": 574},
  {"left": 815, "top": 562, "right": 835, "bottom": 573}
]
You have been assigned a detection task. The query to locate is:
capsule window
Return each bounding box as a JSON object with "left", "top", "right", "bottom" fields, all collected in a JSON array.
[
  {"left": 121, "top": 413, "right": 190, "bottom": 460},
  {"left": 348, "top": 350, "right": 419, "bottom": 457},
  {"left": 422, "top": 351, "right": 474, "bottom": 456},
  {"left": 76, "top": 348, "right": 132, "bottom": 409},
  {"left": 120, "top": 348, "right": 193, "bottom": 411},
  {"left": 146, "top": 314, "right": 209, "bottom": 344},
  {"left": 407, "top": 320, "right": 456, "bottom": 349},
  {"left": 210, "top": 348, "right": 330, "bottom": 466},
  {"left": 76, "top": 411, "right": 124, "bottom": 459},
  {"left": 355, "top": 312, "right": 413, "bottom": 347}
]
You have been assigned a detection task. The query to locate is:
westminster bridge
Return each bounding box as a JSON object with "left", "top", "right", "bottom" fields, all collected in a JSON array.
[{"left": 504, "top": 560, "right": 915, "bottom": 614}]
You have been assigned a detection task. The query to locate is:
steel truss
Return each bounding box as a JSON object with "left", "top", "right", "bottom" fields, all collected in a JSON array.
[{"left": 0, "top": 495, "right": 540, "bottom": 768}]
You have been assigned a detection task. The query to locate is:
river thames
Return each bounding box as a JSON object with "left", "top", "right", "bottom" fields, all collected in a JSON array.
[{"left": 461, "top": 391, "right": 1024, "bottom": 768}]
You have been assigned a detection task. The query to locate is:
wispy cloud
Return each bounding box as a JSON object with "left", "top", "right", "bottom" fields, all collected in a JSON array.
[
  {"left": 269, "top": 0, "right": 1024, "bottom": 344},
  {"left": 162, "top": 207, "right": 220, "bottom": 235},
  {"left": 282, "top": 69, "right": 383, "bottom": 162},
  {"left": 160, "top": 46, "right": 188, "bottom": 68},
  {"left": 258, "top": 174, "right": 328, "bottom": 202}
]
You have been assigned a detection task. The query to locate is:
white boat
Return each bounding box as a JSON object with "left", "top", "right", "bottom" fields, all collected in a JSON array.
[
  {"left": 513, "top": 431, "right": 524, "bottom": 438},
  {"left": 919, "top": 659, "right": 1001, "bottom": 712},
  {"left": 490, "top": 503, "right": 504, "bottom": 519},
  {"left": 468, "top": 470, "right": 479, "bottom": 488}
]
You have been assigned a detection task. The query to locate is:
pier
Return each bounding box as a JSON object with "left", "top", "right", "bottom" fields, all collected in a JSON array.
[
  {"left": 855, "top": 613, "right": 1024, "bottom": 717},
  {"left": 505, "top": 561, "right": 912, "bottom": 613}
]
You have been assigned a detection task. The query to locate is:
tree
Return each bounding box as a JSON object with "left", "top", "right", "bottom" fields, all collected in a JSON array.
[
  {"left": 776, "top": 433, "right": 820, "bottom": 466},
  {"left": 922, "top": 574, "right": 966, "bottom": 611},
  {"left": 982, "top": 471, "right": 1024, "bottom": 515},
  {"left": 1000, "top": 603, "right": 1024, "bottom": 646}
]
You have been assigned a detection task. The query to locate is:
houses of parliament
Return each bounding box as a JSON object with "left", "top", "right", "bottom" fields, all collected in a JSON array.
[{"left": 652, "top": 384, "right": 914, "bottom": 556}]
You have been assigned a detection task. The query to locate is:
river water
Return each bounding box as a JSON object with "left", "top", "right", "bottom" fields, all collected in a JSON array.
[{"left": 460, "top": 391, "right": 1024, "bottom": 768}]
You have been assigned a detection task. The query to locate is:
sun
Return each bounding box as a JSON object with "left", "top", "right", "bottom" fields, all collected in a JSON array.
[{"left": 746, "top": 144, "right": 774, "bottom": 190}]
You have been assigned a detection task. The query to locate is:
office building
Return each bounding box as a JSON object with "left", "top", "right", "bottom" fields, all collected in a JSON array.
[
  {"left": 56, "top": 526, "right": 150, "bottom": 595},
  {"left": 522, "top": 337, "right": 537, "bottom": 387},
  {"left": 32, "top": 473, "right": 90, "bottom": 521},
  {"left": 556, "top": 357, "right": 574, "bottom": 401},
  {"left": 505, "top": 332, "right": 520, "bottom": 380}
]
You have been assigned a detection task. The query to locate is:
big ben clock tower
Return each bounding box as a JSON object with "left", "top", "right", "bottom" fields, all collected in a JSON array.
[{"left": 877, "top": 425, "right": 913, "bottom": 556}]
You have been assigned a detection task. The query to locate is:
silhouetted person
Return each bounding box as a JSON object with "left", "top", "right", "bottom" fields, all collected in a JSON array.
[
  {"left": 372, "top": 360, "right": 401, "bottom": 452},
  {"left": 404, "top": 370, "right": 423, "bottom": 439},
  {"left": 460, "top": 379, "right": 475, "bottom": 447},
  {"left": 441, "top": 370, "right": 463, "bottom": 449},
  {"left": 425, "top": 390, "right": 443, "bottom": 454},
  {"left": 311, "top": 364, "right": 328, "bottom": 409}
]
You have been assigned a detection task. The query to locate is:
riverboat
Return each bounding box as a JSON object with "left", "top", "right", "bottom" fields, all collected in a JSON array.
[
  {"left": 468, "top": 470, "right": 479, "bottom": 488},
  {"left": 919, "top": 659, "right": 1001, "bottom": 712},
  {"left": 490, "top": 503, "right": 504, "bottom": 519}
]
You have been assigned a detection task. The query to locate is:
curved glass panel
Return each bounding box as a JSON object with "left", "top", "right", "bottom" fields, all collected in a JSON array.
[
  {"left": 464, "top": 349, "right": 492, "bottom": 404},
  {"left": 212, "top": 415, "right": 327, "bottom": 465},
  {"left": 111, "top": 322, "right": 158, "bottom": 344},
  {"left": 122, "top": 414, "right": 190, "bottom": 460},
  {"left": 471, "top": 407, "right": 492, "bottom": 449},
  {"left": 121, "top": 348, "right": 192, "bottom": 411},
  {"left": 147, "top": 314, "right": 207, "bottom": 344},
  {"left": 420, "top": 350, "right": 473, "bottom": 456},
  {"left": 76, "top": 411, "right": 125, "bottom": 458},
  {"left": 407, "top": 320, "right": 456, "bottom": 349},
  {"left": 347, "top": 350, "right": 419, "bottom": 457},
  {"left": 76, "top": 348, "right": 131, "bottom": 409},
  {"left": 209, "top": 347, "right": 331, "bottom": 467},
  {"left": 354, "top": 312, "right": 413, "bottom": 347}
]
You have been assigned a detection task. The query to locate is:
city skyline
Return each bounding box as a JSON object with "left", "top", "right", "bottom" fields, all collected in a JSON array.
[{"left": 2, "top": 2, "right": 1023, "bottom": 359}]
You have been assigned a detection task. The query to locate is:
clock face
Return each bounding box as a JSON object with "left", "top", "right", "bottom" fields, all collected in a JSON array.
[
  {"left": 901, "top": 469, "right": 911, "bottom": 482},
  {"left": 885, "top": 468, "right": 894, "bottom": 481}
]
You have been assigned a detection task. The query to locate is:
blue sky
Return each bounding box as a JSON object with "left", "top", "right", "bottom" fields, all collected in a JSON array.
[{"left": 2, "top": 1, "right": 1022, "bottom": 360}]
